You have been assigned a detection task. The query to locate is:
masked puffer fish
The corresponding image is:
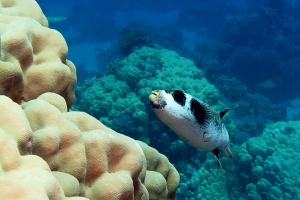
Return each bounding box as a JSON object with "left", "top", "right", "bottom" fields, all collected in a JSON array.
[{"left": 149, "top": 89, "right": 238, "bottom": 170}]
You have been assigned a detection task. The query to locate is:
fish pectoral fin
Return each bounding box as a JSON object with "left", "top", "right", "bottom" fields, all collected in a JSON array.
[
  {"left": 212, "top": 148, "right": 222, "bottom": 170},
  {"left": 215, "top": 156, "right": 222, "bottom": 170}
]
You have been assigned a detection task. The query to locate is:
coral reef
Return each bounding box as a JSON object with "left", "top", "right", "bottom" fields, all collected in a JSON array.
[
  {"left": 0, "top": 95, "right": 87, "bottom": 200},
  {"left": 0, "top": 0, "right": 48, "bottom": 26},
  {"left": 1, "top": 92, "right": 180, "bottom": 199},
  {"left": 216, "top": 0, "right": 300, "bottom": 102},
  {"left": 73, "top": 46, "right": 242, "bottom": 200},
  {"left": 73, "top": 75, "right": 148, "bottom": 140},
  {"left": 231, "top": 120, "right": 300, "bottom": 199},
  {"left": 5, "top": 0, "right": 300, "bottom": 199},
  {"left": 0, "top": 0, "right": 180, "bottom": 199},
  {"left": 215, "top": 75, "right": 248, "bottom": 102},
  {"left": 137, "top": 141, "right": 180, "bottom": 200},
  {"left": 118, "top": 28, "right": 153, "bottom": 56},
  {"left": 208, "top": 75, "right": 287, "bottom": 139},
  {"left": 112, "top": 114, "right": 137, "bottom": 136},
  {"left": 233, "top": 92, "right": 286, "bottom": 137},
  {"left": 0, "top": 0, "right": 76, "bottom": 108},
  {"left": 175, "top": 120, "right": 300, "bottom": 200},
  {"left": 74, "top": 46, "right": 238, "bottom": 146},
  {"left": 74, "top": 45, "right": 243, "bottom": 199}
]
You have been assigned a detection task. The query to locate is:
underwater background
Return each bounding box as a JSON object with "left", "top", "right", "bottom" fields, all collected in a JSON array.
[{"left": 37, "top": 0, "right": 300, "bottom": 199}]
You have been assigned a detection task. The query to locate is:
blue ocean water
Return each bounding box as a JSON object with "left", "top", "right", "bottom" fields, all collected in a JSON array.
[{"left": 38, "top": 0, "right": 300, "bottom": 199}]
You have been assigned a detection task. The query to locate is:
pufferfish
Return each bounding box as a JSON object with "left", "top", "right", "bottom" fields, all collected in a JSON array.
[{"left": 149, "top": 90, "right": 238, "bottom": 170}]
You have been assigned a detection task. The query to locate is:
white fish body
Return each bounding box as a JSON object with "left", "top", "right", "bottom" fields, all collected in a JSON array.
[{"left": 149, "top": 90, "right": 237, "bottom": 169}]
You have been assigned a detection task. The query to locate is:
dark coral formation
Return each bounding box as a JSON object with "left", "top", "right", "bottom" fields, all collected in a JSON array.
[{"left": 118, "top": 28, "right": 154, "bottom": 56}]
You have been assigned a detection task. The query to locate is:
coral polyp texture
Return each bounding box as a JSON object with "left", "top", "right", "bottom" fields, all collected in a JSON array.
[
  {"left": 0, "top": 0, "right": 180, "bottom": 199},
  {"left": 0, "top": 95, "right": 87, "bottom": 200},
  {"left": 174, "top": 119, "right": 300, "bottom": 200},
  {"left": 23, "top": 93, "right": 148, "bottom": 199},
  {"left": 0, "top": 0, "right": 76, "bottom": 108},
  {"left": 0, "top": 0, "right": 48, "bottom": 26},
  {"left": 1, "top": 92, "right": 179, "bottom": 199}
]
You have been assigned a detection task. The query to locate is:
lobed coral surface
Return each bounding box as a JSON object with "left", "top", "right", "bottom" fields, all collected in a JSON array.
[
  {"left": 0, "top": 0, "right": 180, "bottom": 199},
  {"left": 0, "top": 92, "right": 180, "bottom": 199},
  {"left": 0, "top": 0, "right": 76, "bottom": 108}
]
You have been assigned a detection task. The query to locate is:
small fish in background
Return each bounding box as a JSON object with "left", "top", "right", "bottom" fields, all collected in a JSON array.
[
  {"left": 149, "top": 89, "right": 238, "bottom": 170},
  {"left": 46, "top": 16, "right": 68, "bottom": 23},
  {"left": 257, "top": 79, "right": 276, "bottom": 90}
]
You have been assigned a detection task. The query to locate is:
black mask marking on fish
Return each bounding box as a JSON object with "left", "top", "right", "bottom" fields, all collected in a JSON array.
[
  {"left": 149, "top": 89, "right": 237, "bottom": 170},
  {"left": 190, "top": 98, "right": 210, "bottom": 126},
  {"left": 150, "top": 99, "right": 167, "bottom": 109},
  {"left": 171, "top": 90, "right": 186, "bottom": 107}
]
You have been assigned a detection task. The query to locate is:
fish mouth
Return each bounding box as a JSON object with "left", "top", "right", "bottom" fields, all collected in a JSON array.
[
  {"left": 149, "top": 90, "right": 159, "bottom": 100},
  {"left": 149, "top": 90, "right": 166, "bottom": 109}
]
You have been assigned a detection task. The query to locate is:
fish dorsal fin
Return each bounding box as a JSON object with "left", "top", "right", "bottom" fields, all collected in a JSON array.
[{"left": 219, "top": 104, "right": 239, "bottom": 119}]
